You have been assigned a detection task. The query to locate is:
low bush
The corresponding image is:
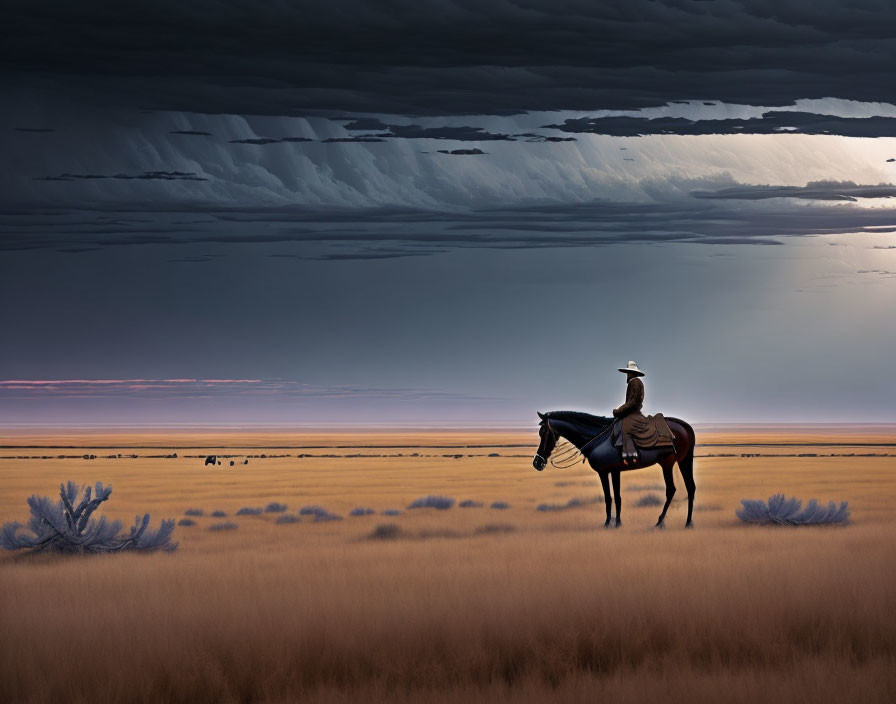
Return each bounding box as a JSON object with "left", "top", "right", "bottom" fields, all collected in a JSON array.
[
  {"left": 458, "top": 500, "right": 483, "bottom": 508},
  {"left": 0, "top": 481, "right": 177, "bottom": 554},
  {"left": 275, "top": 514, "right": 300, "bottom": 524},
  {"left": 264, "top": 502, "right": 288, "bottom": 513},
  {"left": 235, "top": 507, "right": 263, "bottom": 516},
  {"left": 313, "top": 512, "right": 342, "bottom": 523},
  {"left": 537, "top": 496, "right": 597, "bottom": 512},
  {"left": 490, "top": 501, "right": 510, "bottom": 510},
  {"left": 634, "top": 493, "right": 664, "bottom": 508},
  {"left": 407, "top": 496, "right": 455, "bottom": 510},
  {"left": 184, "top": 508, "right": 204, "bottom": 516},
  {"left": 350, "top": 507, "right": 375, "bottom": 516},
  {"left": 474, "top": 523, "right": 517, "bottom": 535},
  {"left": 177, "top": 518, "right": 196, "bottom": 527},
  {"left": 736, "top": 494, "right": 850, "bottom": 525},
  {"left": 368, "top": 523, "right": 403, "bottom": 540},
  {"left": 208, "top": 522, "right": 238, "bottom": 531}
]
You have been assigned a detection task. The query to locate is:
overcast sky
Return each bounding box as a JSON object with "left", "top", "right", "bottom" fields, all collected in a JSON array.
[{"left": 2, "top": 1, "right": 896, "bottom": 425}]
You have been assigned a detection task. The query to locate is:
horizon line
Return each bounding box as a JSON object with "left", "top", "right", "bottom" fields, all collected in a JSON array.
[{"left": 1, "top": 421, "right": 895, "bottom": 431}]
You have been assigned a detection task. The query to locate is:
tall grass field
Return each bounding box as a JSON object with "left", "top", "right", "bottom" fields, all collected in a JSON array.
[{"left": 1, "top": 427, "right": 894, "bottom": 703}]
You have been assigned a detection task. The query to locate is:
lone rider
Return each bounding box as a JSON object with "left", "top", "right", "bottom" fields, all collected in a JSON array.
[{"left": 613, "top": 360, "right": 647, "bottom": 465}]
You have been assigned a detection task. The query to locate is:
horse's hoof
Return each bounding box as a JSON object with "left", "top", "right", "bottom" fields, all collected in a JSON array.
[
  {"left": 685, "top": 522, "right": 695, "bottom": 529},
  {"left": 615, "top": 521, "right": 622, "bottom": 529},
  {"left": 653, "top": 522, "right": 665, "bottom": 530}
]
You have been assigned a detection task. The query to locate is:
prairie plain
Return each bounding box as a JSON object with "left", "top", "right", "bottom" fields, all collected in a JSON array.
[{"left": 1, "top": 426, "right": 894, "bottom": 703}]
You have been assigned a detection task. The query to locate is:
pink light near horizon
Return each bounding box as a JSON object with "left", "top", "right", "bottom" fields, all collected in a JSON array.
[{"left": 0, "top": 379, "right": 262, "bottom": 386}]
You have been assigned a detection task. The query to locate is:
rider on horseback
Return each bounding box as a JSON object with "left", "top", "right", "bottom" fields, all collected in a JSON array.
[{"left": 613, "top": 360, "right": 647, "bottom": 466}]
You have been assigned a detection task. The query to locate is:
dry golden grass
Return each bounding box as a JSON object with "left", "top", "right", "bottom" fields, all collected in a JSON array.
[{"left": 1, "top": 428, "right": 895, "bottom": 703}]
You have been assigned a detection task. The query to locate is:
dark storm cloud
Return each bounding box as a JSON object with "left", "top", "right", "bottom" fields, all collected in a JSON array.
[
  {"left": 6, "top": 1, "right": 896, "bottom": 115},
  {"left": 376, "top": 125, "right": 513, "bottom": 141},
  {"left": 231, "top": 124, "right": 519, "bottom": 142},
  {"left": 436, "top": 149, "right": 486, "bottom": 155},
  {"left": 514, "top": 134, "right": 577, "bottom": 143},
  {"left": 691, "top": 182, "right": 896, "bottom": 202},
  {"left": 169, "top": 130, "right": 213, "bottom": 136},
  {"left": 35, "top": 171, "right": 207, "bottom": 181},
  {"left": 3, "top": 196, "right": 896, "bottom": 260},
  {"left": 228, "top": 137, "right": 313, "bottom": 144},
  {"left": 342, "top": 118, "right": 390, "bottom": 131},
  {"left": 545, "top": 112, "right": 896, "bottom": 137}
]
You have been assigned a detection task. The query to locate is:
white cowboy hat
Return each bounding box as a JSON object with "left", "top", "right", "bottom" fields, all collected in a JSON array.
[{"left": 617, "top": 360, "right": 645, "bottom": 376}]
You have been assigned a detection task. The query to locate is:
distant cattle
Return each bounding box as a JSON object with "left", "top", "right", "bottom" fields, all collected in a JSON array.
[
  {"left": 204, "top": 455, "right": 217, "bottom": 466},
  {"left": 229, "top": 460, "right": 235, "bottom": 466},
  {"left": 243, "top": 459, "right": 249, "bottom": 465}
]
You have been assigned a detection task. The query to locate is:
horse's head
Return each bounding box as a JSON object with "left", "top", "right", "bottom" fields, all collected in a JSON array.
[{"left": 533, "top": 411, "right": 557, "bottom": 471}]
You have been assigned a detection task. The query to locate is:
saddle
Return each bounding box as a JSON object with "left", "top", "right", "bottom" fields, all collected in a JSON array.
[{"left": 612, "top": 412, "right": 675, "bottom": 450}]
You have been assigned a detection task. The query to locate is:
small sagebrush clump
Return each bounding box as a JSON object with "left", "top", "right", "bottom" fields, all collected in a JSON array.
[
  {"left": 209, "top": 522, "right": 238, "bottom": 531},
  {"left": 634, "top": 493, "right": 664, "bottom": 508},
  {"left": 382, "top": 509, "right": 402, "bottom": 516},
  {"left": 737, "top": 494, "right": 850, "bottom": 526},
  {"left": 184, "top": 508, "right": 204, "bottom": 516},
  {"left": 235, "top": 507, "right": 263, "bottom": 516},
  {"left": 490, "top": 501, "right": 510, "bottom": 510},
  {"left": 300, "top": 506, "right": 342, "bottom": 522},
  {"left": 408, "top": 495, "right": 455, "bottom": 510},
  {"left": 211, "top": 510, "right": 227, "bottom": 517},
  {"left": 264, "top": 502, "right": 288, "bottom": 513},
  {"left": 368, "top": 523, "right": 403, "bottom": 540},
  {"left": 177, "top": 518, "right": 196, "bottom": 527},
  {"left": 474, "top": 523, "right": 517, "bottom": 535},
  {"left": 315, "top": 513, "right": 342, "bottom": 522},
  {"left": 536, "top": 496, "right": 599, "bottom": 512},
  {"left": 275, "top": 514, "right": 300, "bottom": 524},
  {"left": 459, "top": 500, "right": 483, "bottom": 508},
  {"left": 349, "top": 507, "right": 375, "bottom": 516},
  {"left": 0, "top": 481, "right": 177, "bottom": 554}
]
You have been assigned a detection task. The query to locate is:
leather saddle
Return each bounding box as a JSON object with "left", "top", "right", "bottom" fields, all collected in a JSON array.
[{"left": 612, "top": 412, "right": 675, "bottom": 450}]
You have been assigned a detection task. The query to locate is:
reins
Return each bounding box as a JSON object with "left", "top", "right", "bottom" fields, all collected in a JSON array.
[{"left": 547, "top": 418, "right": 615, "bottom": 469}]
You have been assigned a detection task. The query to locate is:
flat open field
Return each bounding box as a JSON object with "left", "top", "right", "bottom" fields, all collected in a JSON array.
[{"left": 1, "top": 427, "right": 895, "bottom": 703}]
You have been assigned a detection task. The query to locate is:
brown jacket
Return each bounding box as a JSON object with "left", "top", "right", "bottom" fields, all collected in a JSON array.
[{"left": 613, "top": 377, "right": 644, "bottom": 418}]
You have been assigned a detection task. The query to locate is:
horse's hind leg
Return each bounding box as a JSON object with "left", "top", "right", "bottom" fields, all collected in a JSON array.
[
  {"left": 679, "top": 450, "right": 696, "bottom": 528},
  {"left": 611, "top": 470, "right": 622, "bottom": 527},
  {"left": 598, "top": 470, "right": 612, "bottom": 528},
  {"left": 655, "top": 458, "right": 676, "bottom": 528}
]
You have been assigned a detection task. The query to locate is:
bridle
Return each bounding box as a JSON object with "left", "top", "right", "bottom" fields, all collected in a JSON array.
[{"left": 540, "top": 417, "right": 616, "bottom": 469}]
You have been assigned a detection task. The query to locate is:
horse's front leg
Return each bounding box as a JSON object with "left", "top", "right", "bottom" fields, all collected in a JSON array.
[
  {"left": 598, "top": 470, "right": 612, "bottom": 527},
  {"left": 611, "top": 470, "right": 622, "bottom": 527}
]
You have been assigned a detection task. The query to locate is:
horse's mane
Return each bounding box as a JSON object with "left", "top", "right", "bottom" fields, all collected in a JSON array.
[{"left": 544, "top": 410, "right": 613, "bottom": 428}]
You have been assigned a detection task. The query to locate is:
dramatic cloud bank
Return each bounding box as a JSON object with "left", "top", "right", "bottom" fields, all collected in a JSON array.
[
  {"left": 3, "top": 101, "right": 896, "bottom": 259},
  {"left": 7, "top": 1, "right": 896, "bottom": 115}
]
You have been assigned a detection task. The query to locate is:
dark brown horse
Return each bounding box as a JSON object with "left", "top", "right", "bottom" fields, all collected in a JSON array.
[{"left": 533, "top": 411, "right": 696, "bottom": 528}]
